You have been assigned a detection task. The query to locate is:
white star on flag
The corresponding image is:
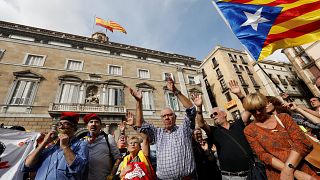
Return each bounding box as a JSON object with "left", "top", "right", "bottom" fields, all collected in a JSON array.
[{"left": 240, "top": 7, "right": 270, "bottom": 31}]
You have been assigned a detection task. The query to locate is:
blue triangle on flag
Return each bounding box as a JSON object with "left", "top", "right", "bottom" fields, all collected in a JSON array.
[{"left": 217, "top": 2, "right": 282, "bottom": 60}]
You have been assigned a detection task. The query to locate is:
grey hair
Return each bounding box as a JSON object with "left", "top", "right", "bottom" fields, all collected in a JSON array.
[{"left": 212, "top": 107, "right": 226, "bottom": 113}]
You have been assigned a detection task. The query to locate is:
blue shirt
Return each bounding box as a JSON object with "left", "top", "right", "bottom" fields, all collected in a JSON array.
[
  {"left": 138, "top": 106, "right": 196, "bottom": 180},
  {"left": 22, "top": 138, "right": 88, "bottom": 180}
]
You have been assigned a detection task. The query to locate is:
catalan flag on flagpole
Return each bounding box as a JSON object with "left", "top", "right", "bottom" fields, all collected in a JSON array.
[
  {"left": 95, "top": 17, "right": 113, "bottom": 32},
  {"left": 214, "top": 0, "right": 320, "bottom": 61},
  {"left": 109, "top": 21, "right": 127, "bottom": 34}
]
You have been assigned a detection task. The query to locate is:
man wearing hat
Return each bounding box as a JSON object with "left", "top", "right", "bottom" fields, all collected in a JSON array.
[
  {"left": 22, "top": 112, "right": 89, "bottom": 180},
  {"left": 83, "top": 113, "right": 121, "bottom": 180}
]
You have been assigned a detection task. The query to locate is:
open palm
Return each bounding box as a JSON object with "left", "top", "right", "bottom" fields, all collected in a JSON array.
[{"left": 229, "top": 80, "right": 241, "bottom": 95}]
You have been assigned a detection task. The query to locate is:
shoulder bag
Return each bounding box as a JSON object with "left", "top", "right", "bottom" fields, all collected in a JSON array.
[{"left": 219, "top": 128, "right": 268, "bottom": 180}]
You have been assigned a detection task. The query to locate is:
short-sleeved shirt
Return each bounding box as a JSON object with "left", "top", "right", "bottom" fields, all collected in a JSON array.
[
  {"left": 86, "top": 133, "right": 121, "bottom": 180},
  {"left": 209, "top": 119, "right": 252, "bottom": 172}
]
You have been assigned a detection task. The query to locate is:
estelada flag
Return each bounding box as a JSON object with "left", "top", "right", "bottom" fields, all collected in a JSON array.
[
  {"left": 95, "top": 17, "right": 114, "bottom": 32},
  {"left": 215, "top": 0, "right": 320, "bottom": 61}
]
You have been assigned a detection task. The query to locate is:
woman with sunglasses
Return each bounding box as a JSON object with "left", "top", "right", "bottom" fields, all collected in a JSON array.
[{"left": 242, "top": 92, "right": 319, "bottom": 180}]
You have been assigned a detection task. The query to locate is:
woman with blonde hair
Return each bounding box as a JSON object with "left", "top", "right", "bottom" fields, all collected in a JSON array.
[{"left": 242, "top": 92, "right": 319, "bottom": 180}]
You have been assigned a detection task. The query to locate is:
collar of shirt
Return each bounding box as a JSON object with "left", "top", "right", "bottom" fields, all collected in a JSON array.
[{"left": 164, "top": 125, "right": 178, "bottom": 133}]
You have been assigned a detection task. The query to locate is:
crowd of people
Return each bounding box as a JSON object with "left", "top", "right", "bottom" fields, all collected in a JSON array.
[{"left": 4, "top": 78, "right": 320, "bottom": 179}]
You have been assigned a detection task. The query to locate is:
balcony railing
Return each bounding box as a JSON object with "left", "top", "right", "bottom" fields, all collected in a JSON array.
[
  {"left": 280, "top": 78, "right": 288, "bottom": 85},
  {"left": 49, "top": 103, "right": 126, "bottom": 114},
  {"left": 287, "top": 78, "right": 297, "bottom": 86},
  {"left": 287, "top": 90, "right": 302, "bottom": 97},
  {"left": 271, "top": 77, "right": 280, "bottom": 84}
]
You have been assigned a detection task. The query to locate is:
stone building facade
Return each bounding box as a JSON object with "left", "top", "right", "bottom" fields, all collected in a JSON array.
[
  {"left": 200, "top": 46, "right": 267, "bottom": 120},
  {"left": 0, "top": 21, "right": 212, "bottom": 133},
  {"left": 253, "top": 60, "right": 310, "bottom": 106},
  {"left": 282, "top": 41, "right": 320, "bottom": 97}
]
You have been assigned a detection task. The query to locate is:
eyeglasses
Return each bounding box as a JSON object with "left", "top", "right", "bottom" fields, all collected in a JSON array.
[
  {"left": 161, "top": 113, "right": 174, "bottom": 118},
  {"left": 57, "top": 121, "right": 72, "bottom": 127},
  {"left": 210, "top": 112, "right": 218, "bottom": 118},
  {"left": 128, "top": 141, "right": 140, "bottom": 145}
]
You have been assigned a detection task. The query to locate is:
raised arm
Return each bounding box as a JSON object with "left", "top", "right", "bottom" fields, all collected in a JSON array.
[
  {"left": 284, "top": 103, "right": 320, "bottom": 124},
  {"left": 167, "top": 78, "right": 193, "bottom": 109},
  {"left": 192, "top": 93, "right": 211, "bottom": 135},
  {"left": 24, "top": 131, "right": 56, "bottom": 168},
  {"left": 127, "top": 91, "right": 150, "bottom": 156},
  {"left": 228, "top": 80, "right": 251, "bottom": 124},
  {"left": 129, "top": 87, "right": 143, "bottom": 127}
]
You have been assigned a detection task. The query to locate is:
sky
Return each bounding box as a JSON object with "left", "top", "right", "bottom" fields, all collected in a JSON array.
[{"left": 0, "top": 0, "right": 288, "bottom": 62}]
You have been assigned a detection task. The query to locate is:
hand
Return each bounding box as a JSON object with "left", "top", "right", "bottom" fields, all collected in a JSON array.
[
  {"left": 120, "top": 164, "right": 132, "bottom": 177},
  {"left": 191, "top": 93, "right": 202, "bottom": 107},
  {"left": 42, "top": 131, "right": 57, "bottom": 146},
  {"left": 282, "top": 103, "right": 297, "bottom": 111},
  {"left": 228, "top": 80, "right": 241, "bottom": 96},
  {"left": 129, "top": 87, "right": 142, "bottom": 102},
  {"left": 119, "top": 121, "right": 126, "bottom": 132},
  {"left": 36, "top": 132, "right": 46, "bottom": 145},
  {"left": 281, "top": 92, "right": 289, "bottom": 100},
  {"left": 280, "top": 166, "right": 294, "bottom": 180},
  {"left": 166, "top": 77, "right": 177, "bottom": 92},
  {"left": 126, "top": 111, "right": 135, "bottom": 126},
  {"left": 59, "top": 134, "right": 70, "bottom": 149},
  {"left": 200, "top": 140, "right": 208, "bottom": 151},
  {"left": 211, "top": 144, "right": 217, "bottom": 153}
]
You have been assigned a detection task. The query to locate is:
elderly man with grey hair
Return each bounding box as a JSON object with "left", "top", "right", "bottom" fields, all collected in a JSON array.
[
  {"left": 195, "top": 93, "right": 254, "bottom": 180},
  {"left": 133, "top": 78, "right": 197, "bottom": 180}
]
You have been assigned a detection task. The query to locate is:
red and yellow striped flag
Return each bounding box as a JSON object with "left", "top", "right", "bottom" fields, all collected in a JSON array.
[
  {"left": 95, "top": 17, "right": 113, "bottom": 32},
  {"left": 217, "top": 0, "right": 320, "bottom": 60},
  {"left": 109, "top": 21, "right": 127, "bottom": 34}
]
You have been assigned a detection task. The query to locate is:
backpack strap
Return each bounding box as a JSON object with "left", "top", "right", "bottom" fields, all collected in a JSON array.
[{"left": 101, "top": 131, "right": 112, "bottom": 157}]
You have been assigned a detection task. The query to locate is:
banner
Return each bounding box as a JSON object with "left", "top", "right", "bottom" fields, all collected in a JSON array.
[{"left": 0, "top": 129, "right": 38, "bottom": 180}]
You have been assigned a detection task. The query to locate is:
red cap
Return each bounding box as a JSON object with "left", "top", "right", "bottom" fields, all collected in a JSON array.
[
  {"left": 60, "top": 112, "right": 80, "bottom": 124},
  {"left": 83, "top": 113, "right": 101, "bottom": 124}
]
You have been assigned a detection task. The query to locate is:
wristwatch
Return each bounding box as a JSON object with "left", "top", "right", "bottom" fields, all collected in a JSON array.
[
  {"left": 173, "top": 89, "right": 181, "bottom": 96},
  {"left": 287, "top": 163, "right": 296, "bottom": 169}
]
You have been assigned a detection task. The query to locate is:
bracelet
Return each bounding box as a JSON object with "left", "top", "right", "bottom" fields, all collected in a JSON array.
[
  {"left": 173, "top": 89, "right": 181, "bottom": 96},
  {"left": 62, "top": 146, "right": 69, "bottom": 150}
]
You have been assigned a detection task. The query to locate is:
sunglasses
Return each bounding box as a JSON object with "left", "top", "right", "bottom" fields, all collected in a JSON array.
[
  {"left": 57, "top": 121, "right": 72, "bottom": 127},
  {"left": 210, "top": 112, "right": 219, "bottom": 118},
  {"left": 248, "top": 107, "right": 266, "bottom": 114}
]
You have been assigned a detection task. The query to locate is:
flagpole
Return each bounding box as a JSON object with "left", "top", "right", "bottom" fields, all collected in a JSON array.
[{"left": 92, "top": 15, "right": 96, "bottom": 35}]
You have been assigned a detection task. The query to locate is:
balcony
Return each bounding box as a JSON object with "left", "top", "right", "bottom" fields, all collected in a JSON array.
[
  {"left": 287, "top": 90, "right": 302, "bottom": 97},
  {"left": 213, "top": 62, "right": 219, "bottom": 69},
  {"left": 279, "top": 78, "right": 288, "bottom": 85},
  {"left": 235, "top": 68, "right": 241, "bottom": 74},
  {"left": 217, "top": 74, "right": 223, "bottom": 80},
  {"left": 287, "top": 78, "right": 297, "bottom": 86},
  {"left": 253, "top": 83, "right": 260, "bottom": 88},
  {"left": 246, "top": 70, "right": 253, "bottom": 75},
  {"left": 48, "top": 103, "right": 126, "bottom": 114},
  {"left": 240, "top": 81, "right": 249, "bottom": 86},
  {"left": 271, "top": 77, "right": 280, "bottom": 84},
  {"left": 221, "top": 86, "right": 229, "bottom": 93}
]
